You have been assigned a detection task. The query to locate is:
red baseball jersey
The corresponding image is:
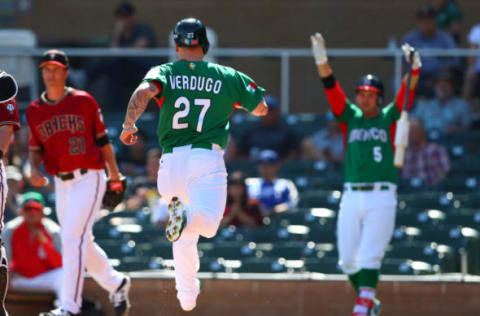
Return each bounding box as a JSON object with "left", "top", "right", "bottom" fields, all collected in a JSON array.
[
  {"left": 0, "top": 97, "right": 20, "bottom": 131},
  {"left": 26, "top": 88, "right": 108, "bottom": 175}
]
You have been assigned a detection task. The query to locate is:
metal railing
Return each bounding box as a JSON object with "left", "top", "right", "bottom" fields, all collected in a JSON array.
[{"left": 1, "top": 47, "right": 480, "bottom": 113}]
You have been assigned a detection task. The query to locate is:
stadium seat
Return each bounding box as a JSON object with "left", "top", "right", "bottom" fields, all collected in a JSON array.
[
  {"left": 304, "top": 257, "right": 341, "bottom": 274},
  {"left": 197, "top": 241, "right": 259, "bottom": 260},
  {"left": 381, "top": 259, "right": 436, "bottom": 275},
  {"left": 137, "top": 241, "right": 172, "bottom": 259},
  {"left": 385, "top": 241, "right": 458, "bottom": 273},
  {"left": 118, "top": 256, "right": 150, "bottom": 272},
  {"left": 234, "top": 257, "right": 289, "bottom": 273}
]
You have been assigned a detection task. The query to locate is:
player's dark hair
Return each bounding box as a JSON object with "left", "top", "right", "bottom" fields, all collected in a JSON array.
[
  {"left": 115, "top": 2, "right": 135, "bottom": 17},
  {"left": 227, "top": 172, "right": 249, "bottom": 208}
]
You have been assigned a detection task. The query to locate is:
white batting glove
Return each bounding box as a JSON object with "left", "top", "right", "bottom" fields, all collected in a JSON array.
[
  {"left": 310, "top": 33, "right": 328, "bottom": 65},
  {"left": 402, "top": 43, "right": 422, "bottom": 70}
]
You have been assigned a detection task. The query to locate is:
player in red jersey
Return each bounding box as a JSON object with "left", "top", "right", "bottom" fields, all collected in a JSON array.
[
  {"left": 27, "top": 50, "right": 130, "bottom": 316},
  {"left": 0, "top": 70, "right": 20, "bottom": 316}
]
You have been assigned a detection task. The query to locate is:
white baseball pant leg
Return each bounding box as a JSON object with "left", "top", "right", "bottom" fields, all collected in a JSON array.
[
  {"left": 10, "top": 268, "right": 63, "bottom": 298},
  {"left": 158, "top": 146, "right": 227, "bottom": 309},
  {"left": 337, "top": 190, "right": 396, "bottom": 274},
  {"left": 55, "top": 170, "right": 123, "bottom": 314}
]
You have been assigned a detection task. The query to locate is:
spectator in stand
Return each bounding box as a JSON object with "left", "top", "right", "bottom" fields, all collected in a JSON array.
[
  {"left": 117, "top": 129, "right": 149, "bottom": 177},
  {"left": 413, "top": 71, "right": 472, "bottom": 134},
  {"left": 401, "top": 119, "right": 450, "bottom": 186},
  {"left": 463, "top": 23, "right": 480, "bottom": 106},
  {"left": 125, "top": 148, "right": 163, "bottom": 211},
  {"left": 435, "top": 0, "right": 462, "bottom": 44},
  {"left": 4, "top": 166, "right": 25, "bottom": 223},
  {"left": 70, "top": 2, "right": 157, "bottom": 108},
  {"left": 246, "top": 150, "right": 298, "bottom": 216},
  {"left": 301, "top": 112, "right": 344, "bottom": 163},
  {"left": 222, "top": 172, "right": 263, "bottom": 228},
  {"left": 3, "top": 192, "right": 62, "bottom": 298},
  {"left": 235, "top": 95, "right": 300, "bottom": 160},
  {"left": 402, "top": 5, "right": 458, "bottom": 96}
]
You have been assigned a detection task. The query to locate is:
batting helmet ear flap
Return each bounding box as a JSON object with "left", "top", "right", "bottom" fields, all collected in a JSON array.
[{"left": 0, "top": 71, "right": 18, "bottom": 102}]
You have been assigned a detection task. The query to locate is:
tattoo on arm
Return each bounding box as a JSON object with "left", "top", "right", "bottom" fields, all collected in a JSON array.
[{"left": 124, "top": 82, "right": 158, "bottom": 126}]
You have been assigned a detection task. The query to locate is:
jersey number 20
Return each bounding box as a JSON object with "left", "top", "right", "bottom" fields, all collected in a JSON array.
[{"left": 172, "top": 97, "right": 211, "bottom": 132}]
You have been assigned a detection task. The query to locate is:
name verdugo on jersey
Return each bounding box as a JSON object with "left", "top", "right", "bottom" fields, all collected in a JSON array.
[
  {"left": 169, "top": 75, "right": 222, "bottom": 94},
  {"left": 348, "top": 127, "right": 388, "bottom": 143}
]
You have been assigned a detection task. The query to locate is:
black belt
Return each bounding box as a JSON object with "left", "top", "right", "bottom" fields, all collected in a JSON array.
[
  {"left": 56, "top": 169, "right": 88, "bottom": 181},
  {"left": 345, "top": 184, "right": 391, "bottom": 191}
]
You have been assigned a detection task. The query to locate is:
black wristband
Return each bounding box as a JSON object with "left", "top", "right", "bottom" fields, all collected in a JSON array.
[
  {"left": 322, "top": 74, "right": 336, "bottom": 89},
  {"left": 95, "top": 135, "right": 110, "bottom": 147},
  {"left": 0, "top": 150, "right": 3, "bottom": 159}
]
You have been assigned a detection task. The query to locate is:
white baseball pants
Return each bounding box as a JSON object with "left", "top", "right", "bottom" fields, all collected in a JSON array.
[
  {"left": 0, "top": 160, "right": 8, "bottom": 231},
  {"left": 55, "top": 169, "right": 124, "bottom": 314},
  {"left": 11, "top": 268, "right": 63, "bottom": 298},
  {"left": 157, "top": 145, "right": 227, "bottom": 307},
  {"left": 337, "top": 186, "right": 397, "bottom": 275}
]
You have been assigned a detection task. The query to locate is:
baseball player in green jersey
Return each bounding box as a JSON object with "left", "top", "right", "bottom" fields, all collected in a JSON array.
[
  {"left": 120, "top": 18, "right": 268, "bottom": 311},
  {"left": 311, "top": 33, "right": 422, "bottom": 316}
]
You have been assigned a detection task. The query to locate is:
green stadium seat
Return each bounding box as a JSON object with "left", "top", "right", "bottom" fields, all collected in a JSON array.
[
  {"left": 96, "top": 239, "right": 138, "bottom": 259},
  {"left": 197, "top": 242, "right": 259, "bottom": 260},
  {"left": 307, "top": 225, "right": 336, "bottom": 243},
  {"left": 118, "top": 256, "right": 150, "bottom": 272},
  {"left": 137, "top": 241, "right": 172, "bottom": 259},
  {"left": 304, "top": 257, "right": 341, "bottom": 274},
  {"left": 234, "top": 258, "right": 288, "bottom": 273},
  {"left": 385, "top": 241, "right": 458, "bottom": 273},
  {"left": 381, "top": 259, "right": 436, "bottom": 275}
]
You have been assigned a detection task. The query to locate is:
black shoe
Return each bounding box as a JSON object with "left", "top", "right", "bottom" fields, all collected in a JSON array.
[{"left": 109, "top": 276, "right": 131, "bottom": 316}]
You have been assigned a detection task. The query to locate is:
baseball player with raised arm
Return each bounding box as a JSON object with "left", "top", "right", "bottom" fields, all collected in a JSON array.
[
  {"left": 0, "top": 70, "right": 20, "bottom": 316},
  {"left": 119, "top": 18, "right": 268, "bottom": 311},
  {"left": 311, "top": 34, "right": 421, "bottom": 316},
  {"left": 26, "top": 50, "right": 130, "bottom": 316}
]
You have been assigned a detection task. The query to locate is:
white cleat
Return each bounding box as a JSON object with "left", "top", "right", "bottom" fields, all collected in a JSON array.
[
  {"left": 166, "top": 197, "right": 187, "bottom": 242},
  {"left": 177, "top": 279, "right": 201, "bottom": 312},
  {"left": 39, "top": 309, "right": 77, "bottom": 316}
]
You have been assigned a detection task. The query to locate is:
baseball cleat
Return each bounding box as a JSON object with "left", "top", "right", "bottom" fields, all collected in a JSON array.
[
  {"left": 109, "top": 276, "right": 131, "bottom": 316},
  {"left": 39, "top": 309, "right": 78, "bottom": 316},
  {"left": 166, "top": 197, "right": 187, "bottom": 242},
  {"left": 370, "top": 298, "right": 381, "bottom": 316}
]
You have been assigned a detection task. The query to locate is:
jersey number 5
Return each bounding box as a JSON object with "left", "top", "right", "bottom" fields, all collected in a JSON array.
[
  {"left": 172, "top": 97, "right": 211, "bottom": 132},
  {"left": 373, "top": 146, "right": 382, "bottom": 163}
]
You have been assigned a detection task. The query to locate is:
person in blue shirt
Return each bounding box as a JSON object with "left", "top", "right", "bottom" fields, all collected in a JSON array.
[
  {"left": 245, "top": 149, "right": 298, "bottom": 216},
  {"left": 402, "top": 4, "right": 459, "bottom": 96}
]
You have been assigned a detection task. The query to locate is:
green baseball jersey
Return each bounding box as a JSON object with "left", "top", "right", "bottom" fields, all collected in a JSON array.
[
  {"left": 337, "top": 100, "right": 400, "bottom": 184},
  {"left": 143, "top": 60, "right": 265, "bottom": 152}
]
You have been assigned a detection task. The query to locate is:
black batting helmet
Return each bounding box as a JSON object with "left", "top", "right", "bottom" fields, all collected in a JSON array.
[
  {"left": 0, "top": 70, "right": 18, "bottom": 102},
  {"left": 355, "top": 74, "right": 384, "bottom": 105},
  {"left": 173, "top": 18, "right": 210, "bottom": 54}
]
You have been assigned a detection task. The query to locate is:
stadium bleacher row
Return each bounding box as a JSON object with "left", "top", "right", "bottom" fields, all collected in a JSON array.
[{"left": 83, "top": 112, "right": 480, "bottom": 276}]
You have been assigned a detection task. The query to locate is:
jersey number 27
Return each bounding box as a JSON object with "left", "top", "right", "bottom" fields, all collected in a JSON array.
[{"left": 172, "top": 96, "right": 211, "bottom": 133}]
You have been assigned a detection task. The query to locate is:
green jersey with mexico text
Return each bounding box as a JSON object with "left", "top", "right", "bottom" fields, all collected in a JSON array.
[
  {"left": 337, "top": 101, "right": 400, "bottom": 184},
  {"left": 143, "top": 60, "right": 265, "bottom": 152}
]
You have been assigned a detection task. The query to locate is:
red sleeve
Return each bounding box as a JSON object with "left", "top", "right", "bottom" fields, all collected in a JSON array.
[
  {"left": 41, "top": 229, "right": 62, "bottom": 269},
  {"left": 325, "top": 82, "right": 348, "bottom": 117},
  {"left": 0, "top": 98, "right": 20, "bottom": 131},
  {"left": 395, "top": 69, "right": 420, "bottom": 113},
  {"left": 42, "top": 241, "right": 62, "bottom": 269},
  {"left": 26, "top": 110, "right": 42, "bottom": 152}
]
